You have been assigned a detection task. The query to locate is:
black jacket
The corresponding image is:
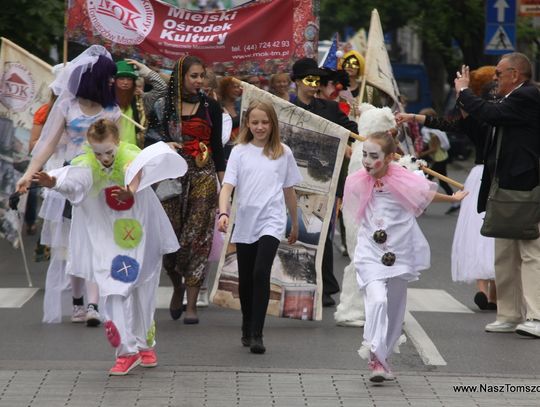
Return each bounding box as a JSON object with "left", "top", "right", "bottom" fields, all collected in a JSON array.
[{"left": 457, "top": 82, "right": 540, "bottom": 212}]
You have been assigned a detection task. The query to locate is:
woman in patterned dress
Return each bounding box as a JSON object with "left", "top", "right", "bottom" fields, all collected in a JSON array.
[{"left": 148, "top": 55, "right": 225, "bottom": 324}]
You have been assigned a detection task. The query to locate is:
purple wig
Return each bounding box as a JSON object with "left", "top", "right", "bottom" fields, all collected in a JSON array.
[{"left": 76, "top": 55, "right": 117, "bottom": 108}]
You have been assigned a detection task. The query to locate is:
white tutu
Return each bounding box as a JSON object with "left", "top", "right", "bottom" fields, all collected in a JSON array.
[{"left": 451, "top": 165, "right": 495, "bottom": 282}]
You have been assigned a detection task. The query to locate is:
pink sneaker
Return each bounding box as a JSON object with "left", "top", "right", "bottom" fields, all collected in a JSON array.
[
  {"left": 104, "top": 321, "right": 120, "bottom": 348},
  {"left": 139, "top": 348, "right": 158, "bottom": 368},
  {"left": 109, "top": 354, "right": 141, "bottom": 376}
]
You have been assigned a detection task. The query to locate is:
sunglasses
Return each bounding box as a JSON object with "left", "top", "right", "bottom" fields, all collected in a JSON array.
[
  {"left": 302, "top": 75, "right": 321, "bottom": 88},
  {"left": 495, "top": 67, "right": 516, "bottom": 78}
]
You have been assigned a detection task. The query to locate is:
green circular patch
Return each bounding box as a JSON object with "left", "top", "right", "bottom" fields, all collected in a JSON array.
[{"left": 114, "top": 219, "right": 143, "bottom": 249}]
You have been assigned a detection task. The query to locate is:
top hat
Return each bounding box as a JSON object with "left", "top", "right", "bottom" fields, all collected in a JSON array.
[
  {"left": 115, "top": 60, "right": 138, "bottom": 80},
  {"left": 291, "top": 58, "right": 328, "bottom": 81}
]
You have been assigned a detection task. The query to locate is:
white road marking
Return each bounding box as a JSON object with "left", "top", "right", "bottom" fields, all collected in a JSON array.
[
  {"left": 0, "top": 288, "right": 39, "bottom": 308},
  {"left": 404, "top": 288, "right": 472, "bottom": 366},
  {"left": 407, "top": 288, "right": 473, "bottom": 313},
  {"left": 156, "top": 286, "right": 173, "bottom": 309}
]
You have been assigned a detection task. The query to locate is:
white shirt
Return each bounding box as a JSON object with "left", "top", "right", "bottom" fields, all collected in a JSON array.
[{"left": 224, "top": 142, "right": 302, "bottom": 244}]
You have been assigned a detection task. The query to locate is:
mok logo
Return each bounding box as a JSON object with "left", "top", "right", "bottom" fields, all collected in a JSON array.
[
  {"left": 0, "top": 62, "right": 35, "bottom": 112},
  {"left": 87, "top": 0, "right": 155, "bottom": 45}
]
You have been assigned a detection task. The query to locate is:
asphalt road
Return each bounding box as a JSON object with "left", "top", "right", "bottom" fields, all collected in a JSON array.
[{"left": 0, "top": 159, "right": 538, "bottom": 378}]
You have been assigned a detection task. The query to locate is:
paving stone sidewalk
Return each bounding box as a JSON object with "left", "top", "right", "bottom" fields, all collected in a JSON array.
[{"left": 1, "top": 366, "right": 538, "bottom": 407}]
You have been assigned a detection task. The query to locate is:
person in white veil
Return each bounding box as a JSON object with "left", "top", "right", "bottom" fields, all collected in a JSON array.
[
  {"left": 16, "top": 45, "right": 121, "bottom": 326},
  {"left": 334, "top": 104, "right": 397, "bottom": 327}
]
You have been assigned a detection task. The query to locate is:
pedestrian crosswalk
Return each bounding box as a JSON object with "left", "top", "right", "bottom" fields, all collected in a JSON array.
[{"left": 0, "top": 288, "right": 39, "bottom": 308}]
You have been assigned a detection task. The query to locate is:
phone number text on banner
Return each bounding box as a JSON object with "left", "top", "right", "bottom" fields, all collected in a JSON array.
[{"left": 67, "top": 0, "right": 318, "bottom": 68}]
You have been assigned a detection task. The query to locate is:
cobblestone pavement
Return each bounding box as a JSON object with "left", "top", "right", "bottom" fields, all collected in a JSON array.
[{"left": 1, "top": 366, "right": 538, "bottom": 407}]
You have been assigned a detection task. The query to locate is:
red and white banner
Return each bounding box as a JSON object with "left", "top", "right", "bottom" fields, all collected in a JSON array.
[{"left": 67, "top": 0, "right": 319, "bottom": 72}]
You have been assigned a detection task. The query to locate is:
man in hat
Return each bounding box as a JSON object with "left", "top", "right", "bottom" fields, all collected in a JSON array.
[
  {"left": 291, "top": 57, "right": 358, "bottom": 307},
  {"left": 115, "top": 59, "right": 168, "bottom": 147}
]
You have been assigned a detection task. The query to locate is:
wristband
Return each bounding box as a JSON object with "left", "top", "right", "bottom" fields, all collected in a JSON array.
[{"left": 218, "top": 213, "right": 229, "bottom": 219}]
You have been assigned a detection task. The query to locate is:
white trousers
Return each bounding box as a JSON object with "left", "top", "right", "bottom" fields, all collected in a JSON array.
[
  {"left": 102, "top": 273, "right": 160, "bottom": 357},
  {"left": 363, "top": 277, "right": 408, "bottom": 369}
]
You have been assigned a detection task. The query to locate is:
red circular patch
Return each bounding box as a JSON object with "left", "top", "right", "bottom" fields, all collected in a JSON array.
[{"left": 105, "top": 186, "right": 134, "bottom": 211}]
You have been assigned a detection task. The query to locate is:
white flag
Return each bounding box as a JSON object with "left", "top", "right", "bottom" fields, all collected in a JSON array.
[
  {"left": 349, "top": 28, "right": 367, "bottom": 55},
  {"left": 364, "top": 9, "right": 400, "bottom": 103},
  {"left": 0, "top": 37, "right": 53, "bottom": 132}
]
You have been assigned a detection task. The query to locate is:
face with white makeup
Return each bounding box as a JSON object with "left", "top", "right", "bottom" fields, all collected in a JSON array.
[
  {"left": 89, "top": 134, "right": 118, "bottom": 168},
  {"left": 362, "top": 135, "right": 395, "bottom": 178},
  {"left": 86, "top": 119, "right": 121, "bottom": 168}
]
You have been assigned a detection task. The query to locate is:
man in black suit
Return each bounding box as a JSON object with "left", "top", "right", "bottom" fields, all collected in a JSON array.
[
  {"left": 291, "top": 58, "right": 359, "bottom": 307},
  {"left": 455, "top": 52, "right": 540, "bottom": 338}
]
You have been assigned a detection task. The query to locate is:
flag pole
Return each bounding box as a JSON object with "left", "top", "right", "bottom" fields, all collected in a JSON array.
[{"left": 63, "top": 0, "right": 69, "bottom": 65}]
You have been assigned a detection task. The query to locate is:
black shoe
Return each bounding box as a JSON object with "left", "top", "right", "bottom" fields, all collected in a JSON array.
[
  {"left": 474, "top": 291, "right": 488, "bottom": 310},
  {"left": 241, "top": 336, "right": 251, "bottom": 347},
  {"left": 487, "top": 302, "right": 497, "bottom": 311},
  {"left": 445, "top": 204, "right": 460, "bottom": 215},
  {"left": 183, "top": 317, "right": 199, "bottom": 325},
  {"left": 169, "top": 286, "right": 185, "bottom": 320},
  {"left": 241, "top": 323, "right": 251, "bottom": 347},
  {"left": 322, "top": 293, "right": 336, "bottom": 307},
  {"left": 250, "top": 336, "right": 266, "bottom": 354}
]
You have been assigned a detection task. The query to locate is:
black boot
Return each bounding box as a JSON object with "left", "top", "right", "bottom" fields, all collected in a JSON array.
[
  {"left": 250, "top": 335, "right": 265, "bottom": 354},
  {"left": 241, "top": 320, "right": 251, "bottom": 347}
]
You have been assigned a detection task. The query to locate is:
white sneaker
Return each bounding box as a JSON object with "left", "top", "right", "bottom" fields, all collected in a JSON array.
[
  {"left": 86, "top": 305, "right": 101, "bottom": 327},
  {"left": 197, "top": 289, "right": 209, "bottom": 307},
  {"left": 71, "top": 305, "right": 86, "bottom": 323},
  {"left": 515, "top": 319, "right": 540, "bottom": 338},
  {"left": 485, "top": 320, "right": 518, "bottom": 333}
]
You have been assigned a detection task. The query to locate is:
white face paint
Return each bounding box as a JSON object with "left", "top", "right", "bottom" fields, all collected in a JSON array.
[
  {"left": 89, "top": 139, "right": 118, "bottom": 168},
  {"left": 362, "top": 140, "right": 387, "bottom": 177}
]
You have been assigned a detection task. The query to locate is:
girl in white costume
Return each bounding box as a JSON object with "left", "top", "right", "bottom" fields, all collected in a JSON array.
[
  {"left": 343, "top": 132, "right": 467, "bottom": 383},
  {"left": 334, "top": 104, "right": 396, "bottom": 327},
  {"left": 16, "top": 45, "right": 120, "bottom": 325},
  {"left": 33, "top": 119, "right": 187, "bottom": 375},
  {"left": 218, "top": 101, "right": 302, "bottom": 354}
]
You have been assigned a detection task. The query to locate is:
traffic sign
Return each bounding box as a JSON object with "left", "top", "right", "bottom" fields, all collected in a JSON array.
[
  {"left": 485, "top": 24, "right": 516, "bottom": 54},
  {"left": 485, "top": 0, "right": 516, "bottom": 55},
  {"left": 486, "top": 0, "right": 516, "bottom": 23}
]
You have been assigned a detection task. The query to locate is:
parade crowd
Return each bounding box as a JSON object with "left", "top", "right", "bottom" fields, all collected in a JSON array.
[{"left": 13, "top": 44, "right": 540, "bottom": 382}]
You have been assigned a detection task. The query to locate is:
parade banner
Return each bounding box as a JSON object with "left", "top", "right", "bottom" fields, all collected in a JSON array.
[
  {"left": 66, "top": 0, "right": 320, "bottom": 73},
  {"left": 0, "top": 38, "right": 53, "bottom": 248},
  {"left": 210, "top": 82, "right": 349, "bottom": 321},
  {"left": 362, "top": 9, "right": 400, "bottom": 104}
]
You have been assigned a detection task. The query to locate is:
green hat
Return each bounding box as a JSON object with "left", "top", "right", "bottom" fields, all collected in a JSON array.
[{"left": 115, "top": 60, "right": 138, "bottom": 79}]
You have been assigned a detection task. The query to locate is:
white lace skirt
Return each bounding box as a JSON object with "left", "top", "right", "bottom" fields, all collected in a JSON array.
[{"left": 451, "top": 165, "right": 495, "bottom": 282}]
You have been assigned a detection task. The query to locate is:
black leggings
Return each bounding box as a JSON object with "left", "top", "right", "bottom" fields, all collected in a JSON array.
[
  {"left": 430, "top": 159, "right": 453, "bottom": 196},
  {"left": 236, "top": 235, "right": 280, "bottom": 337}
]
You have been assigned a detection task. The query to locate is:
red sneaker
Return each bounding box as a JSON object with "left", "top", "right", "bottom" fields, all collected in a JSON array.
[
  {"left": 104, "top": 321, "right": 120, "bottom": 348},
  {"left": 109, "top": 354, "right": 141, "bottom": 376},
  {"left": 139, "top": 348, "right": 158, "bottom": 368}
]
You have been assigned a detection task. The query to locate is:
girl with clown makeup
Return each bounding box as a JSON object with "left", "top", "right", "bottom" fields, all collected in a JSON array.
[
  {"left": 343, "top": 132, "right": 467, "bottom": 383},
  {"left": 32, "top": 119, "right": 187, "bottom": 375}
]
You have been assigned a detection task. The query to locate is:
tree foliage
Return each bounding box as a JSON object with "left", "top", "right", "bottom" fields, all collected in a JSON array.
[
  {"left": 321, "top": 0, "right": 540, "bottom": 110},
  {"left": 0, "top": 0, "right": 65, "bottom": 63}
]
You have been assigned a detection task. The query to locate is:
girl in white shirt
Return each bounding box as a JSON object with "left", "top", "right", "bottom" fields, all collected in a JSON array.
[{"left": 218, "top": 100, "right": 302, "bottom": 354}]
